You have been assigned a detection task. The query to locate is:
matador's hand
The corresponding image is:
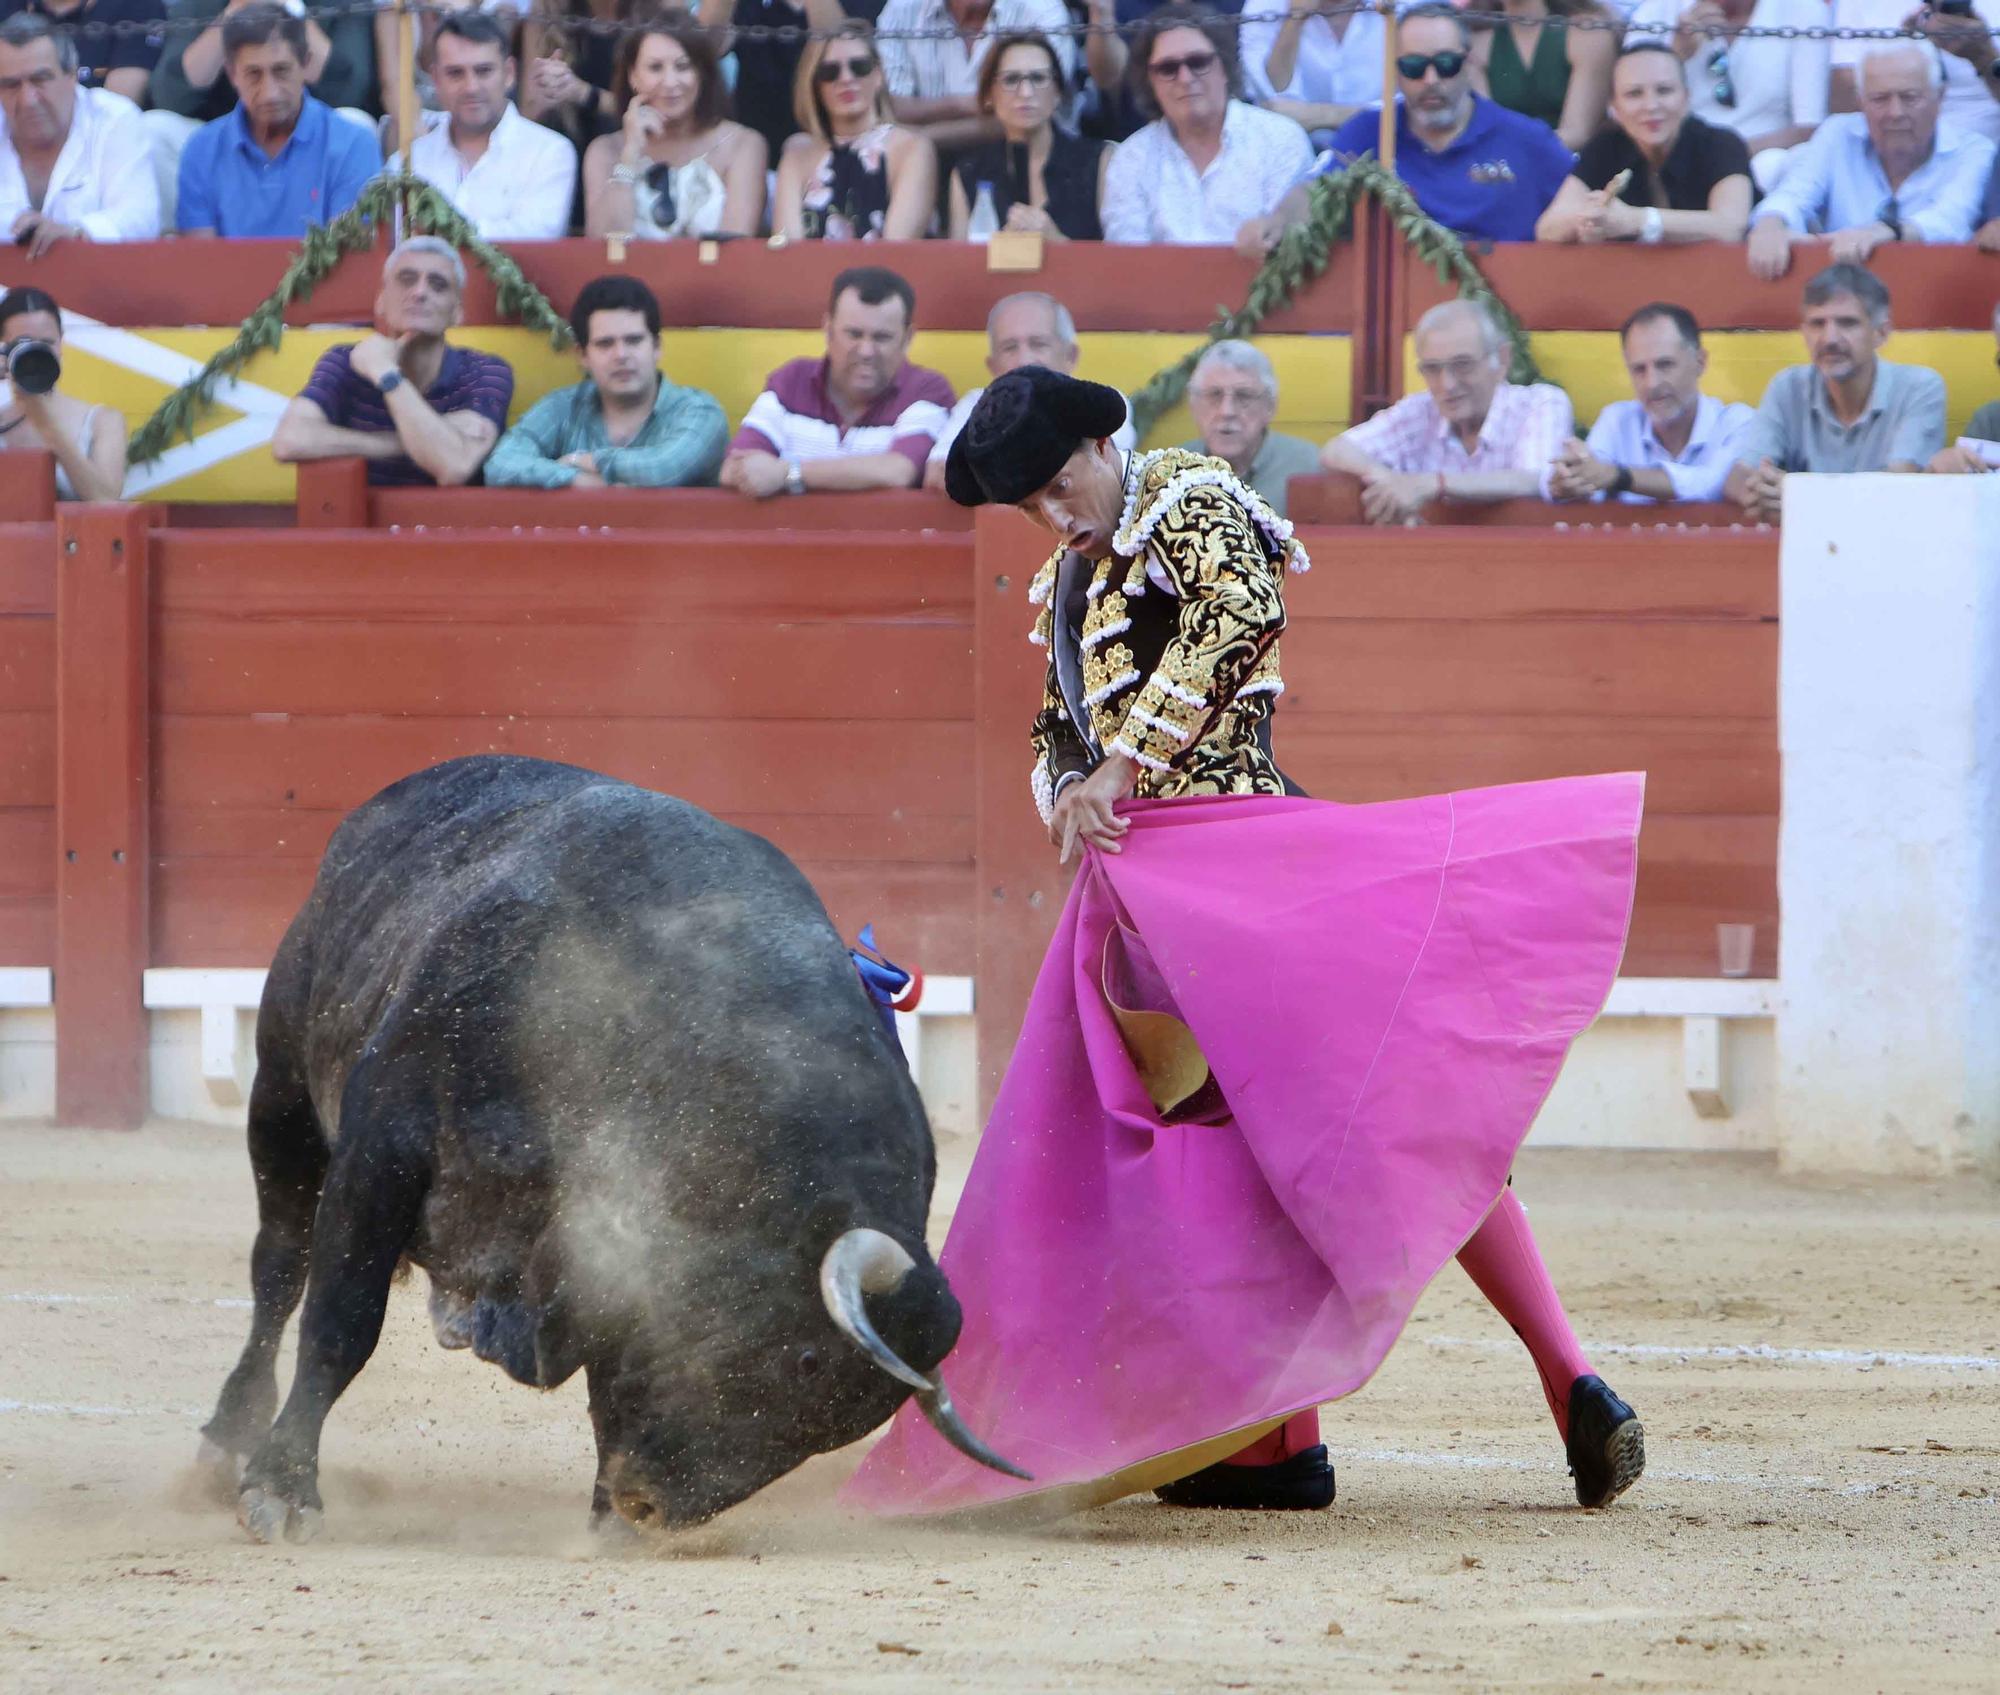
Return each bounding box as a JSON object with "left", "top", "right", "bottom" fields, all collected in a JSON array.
[{"left": 1051, "top": 754, "right": 1138, "bottom": 864}]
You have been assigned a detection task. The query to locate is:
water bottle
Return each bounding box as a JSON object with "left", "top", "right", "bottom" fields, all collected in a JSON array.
[{"left": 967, "top": 181, "right": 1000, "bottom": 244}]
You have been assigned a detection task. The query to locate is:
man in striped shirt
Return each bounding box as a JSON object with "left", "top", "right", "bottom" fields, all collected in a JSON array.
[
  {"left": 273, "top": 235, "right": 515, "bottom": 488},
  {"left": 722, "top": 267, "right": 955, "bottom": 500}
]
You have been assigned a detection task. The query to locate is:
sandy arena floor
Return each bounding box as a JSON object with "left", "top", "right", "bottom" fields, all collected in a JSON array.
[{"left": 1, "top": 1121, "right": 1995, "bottom": 1694}]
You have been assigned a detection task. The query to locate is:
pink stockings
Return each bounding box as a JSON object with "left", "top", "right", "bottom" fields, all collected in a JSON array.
[
  {"left": 1450, "top": 1186, "right": 1593, "bottom": 1440},
  {"left": 1223, "top": 1186, "right": 1591, "bottom": 1465}
]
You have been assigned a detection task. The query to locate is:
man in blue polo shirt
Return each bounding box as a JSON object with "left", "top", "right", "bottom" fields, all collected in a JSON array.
[
  {"left": 175, "top": 2, "right": 377, "bottom": 237},
  {"left": 1257, "top": 3, "right": 1572, "bottom": 248}
]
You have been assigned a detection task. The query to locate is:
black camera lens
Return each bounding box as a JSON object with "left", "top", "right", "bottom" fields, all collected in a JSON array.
[{"left": 6, "top": 339, "right": 59, "bottom": 396}]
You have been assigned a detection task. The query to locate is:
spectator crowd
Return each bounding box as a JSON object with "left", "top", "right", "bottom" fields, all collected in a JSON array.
[{"left": 3, "top": 1, "right": 2000, "bottom": 514}]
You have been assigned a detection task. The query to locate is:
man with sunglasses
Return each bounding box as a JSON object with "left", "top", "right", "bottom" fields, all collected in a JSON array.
[
  {"left": 408, "top": 13, "right": 576, "bottom": 241},
  {"left": 1746, "top": 40, "right": 1994, "bottom": 280},
  {"left": 875, "top": 0, "right": 1076, "bottom": 149},
  {"left": 1265, "top": 4, "right": 1574, "bottom": 249}
]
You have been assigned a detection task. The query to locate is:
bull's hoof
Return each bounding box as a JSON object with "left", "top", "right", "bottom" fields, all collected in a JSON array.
[
  {"left": 428, "top": 1283, "right": 477, "bottom": 1350},
  {"left": 239, "top": 1486, "right": 324, "bottom": 1546}
]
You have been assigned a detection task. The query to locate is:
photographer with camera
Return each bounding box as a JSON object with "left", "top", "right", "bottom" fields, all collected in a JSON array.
[{"left": 0, "top": 287, "right": 127, "bottom": 501}]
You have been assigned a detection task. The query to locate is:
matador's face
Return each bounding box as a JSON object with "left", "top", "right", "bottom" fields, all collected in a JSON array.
[{"left": 1015, "top": 439, "right": 1124, "bottom": 561}]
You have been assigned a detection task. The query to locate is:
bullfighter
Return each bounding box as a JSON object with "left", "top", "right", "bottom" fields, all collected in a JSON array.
[{"left": 849, "top": 367, "right": 1648, "bottom": 1518}]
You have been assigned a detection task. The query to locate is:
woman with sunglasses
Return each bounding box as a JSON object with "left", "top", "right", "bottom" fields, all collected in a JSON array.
[
  {"left": 948, "top": 32, "right": 1110, "bottom": 242},
  {"left": 773, "top": 19, "right": 937, "bottom": 241},
  {"left": 1468, "top": 0, "right": 1616, "bottom": 153},
  {"left": 584, "top": 12, "right": 768, "bottom": 239},
  {"left": 1100, "top": 3, "right": 1313, "bottom": 247},
  {"left": 1536, "top": 40, "right": 1754, "bottom": 242},
  {"left": 0, "top": 288, "right": 127, "bottom": 503}
]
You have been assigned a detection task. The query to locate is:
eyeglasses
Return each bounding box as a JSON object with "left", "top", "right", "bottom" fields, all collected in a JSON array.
[
  {"left": 1148, "top": 48, "right": 1219, "bottom": 83},
  {"left": 644, "top": 161, "right": 677, "bottom": 233},
  {"left": 1416, "top": 356, "right": 1487, "bottom": 382},
  {"left": 815, "top": 54, "right": 877, "bottom": 84},
  {"left": 998, "top": 69, "right": 1055, "bottom": 92},
  {"left": 1396, "top": 51, "right": 1467, "bottom": 81},
  {"left": 1190, "top": 386, "right": 1271, "bottom": 409}
]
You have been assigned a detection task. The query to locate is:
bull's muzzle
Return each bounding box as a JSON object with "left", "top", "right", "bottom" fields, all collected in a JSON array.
[{"left": 818, "top": 1228, "right": 1031, "bottom": 1482}]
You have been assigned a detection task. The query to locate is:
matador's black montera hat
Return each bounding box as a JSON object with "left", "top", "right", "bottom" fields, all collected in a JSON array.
[{"left": 943, "top": 366, "right": 1129, "bottom": 508}]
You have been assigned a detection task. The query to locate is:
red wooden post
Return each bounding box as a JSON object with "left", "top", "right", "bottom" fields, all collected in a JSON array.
[
  {"left": 54, "top": 504, "right": 154, "bottom": 1128},
  {"left": 972, "top": 507, "right": 1069, "bottom": 1121},
  {"left": 0, "top": 451, "right": 56, "bottom": 522},
  {"left": 294, "top": 457, "right": 369, "bottom": 528}
]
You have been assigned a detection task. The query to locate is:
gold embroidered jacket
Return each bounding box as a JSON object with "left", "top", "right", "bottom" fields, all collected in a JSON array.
[{"left": 1028, "top": 448, "right": 1311, "bottom": 823}]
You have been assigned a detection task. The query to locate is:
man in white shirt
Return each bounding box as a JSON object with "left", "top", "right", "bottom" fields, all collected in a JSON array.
[
  {"left": 875, "top": 0, "right": 1076, "bottom": 149},
  {"left": 1548, "top": 303, "right": 1755, "bottom": 505},
  {"left": 925, "top": 290, "right": 1133, "bottom": 490},
  {"left": 407, "top": 11, "right": 575, "bottom": 241},
  {"left": 1831, "top": 0, "right": 2000, "bottom": 144},
  {"left": 1319, "top": 298, "right": 1574, "bottom": 524},
  {"left": 1747, "top": 40, "right": 1995, "bottom": 277},
  {"left": 0, "top": 13, "right": 159, "bottom": 255}
]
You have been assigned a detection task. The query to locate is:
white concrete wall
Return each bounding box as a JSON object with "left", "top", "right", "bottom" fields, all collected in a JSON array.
[
  {"left": 1777, "top": 474, "right": 2000, "bottom": 1176},
  {"left": 9, "top": 997, "right": 1769, "bottom": 1153}
]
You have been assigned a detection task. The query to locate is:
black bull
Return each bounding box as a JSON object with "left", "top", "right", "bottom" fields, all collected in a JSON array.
[{"left": 198, "top": 755, "right": 1022, "bottom": 1543}]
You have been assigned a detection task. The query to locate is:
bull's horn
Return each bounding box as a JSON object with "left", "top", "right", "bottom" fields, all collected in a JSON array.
[
  {"left": 916, "top": 1374, "right": 1033, "bottom": 1481},
  {"left": 818, "top": 1228, "right": 929, "bottom": 1392}
]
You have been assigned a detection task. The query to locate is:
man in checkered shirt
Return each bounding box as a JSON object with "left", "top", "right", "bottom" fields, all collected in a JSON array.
[{"left": 1319, "top": 298, "right": 1573, "bottom": 525}]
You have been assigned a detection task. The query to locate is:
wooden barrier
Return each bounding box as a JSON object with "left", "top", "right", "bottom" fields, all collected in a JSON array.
[
  {"left": 54, "top": 505, "right": 157, "bottom": 1127},
  {"left": 1285, "top": 473, "right": 1759, "bottom": 530},
  {"left": 294, "top": 458, "right": 975, "bottom": 532},
  {"left": 0, "top": 521, "right": 55, "bottom": 965},
  {"left": 149, "top": 525, "right": 977, "bottom": 976},
  {"left": 4, "top": 500, "right": 1780, "bottom": 1125}
]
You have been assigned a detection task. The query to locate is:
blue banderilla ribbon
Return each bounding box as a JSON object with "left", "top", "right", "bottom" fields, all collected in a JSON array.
[{"left": 849, "top": 923, "right": 920, "bottom": 1039}]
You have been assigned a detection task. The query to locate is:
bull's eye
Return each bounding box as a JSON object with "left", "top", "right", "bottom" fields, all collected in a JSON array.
[{"left": 796, "top": 1347, "right": 822, "bottom": 1378}]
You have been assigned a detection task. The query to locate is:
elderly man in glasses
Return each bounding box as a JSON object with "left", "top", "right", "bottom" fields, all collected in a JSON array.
[
  {"left": 1254, "top": 4, "right": 1574, "bottom": 253},
  {"left": 1319, "top": 298, "right": 1572, "bottom": 525},
  {"left": 1180, "top": 340, "right": 1322, "bottom": 519},
  {"left": 1746, "top": 40, "right": 1995, "bottom": 279}
]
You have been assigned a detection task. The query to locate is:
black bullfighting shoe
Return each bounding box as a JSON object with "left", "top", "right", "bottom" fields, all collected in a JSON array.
[
  {"left": 1153, "top": 1445, "right": 1337, "bottom": 1511},
  {"left": 1566, "top": 1374, "right": 1645, "bottom": 1508}
]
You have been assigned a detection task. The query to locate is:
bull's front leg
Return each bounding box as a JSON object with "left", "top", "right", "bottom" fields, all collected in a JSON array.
[{"left": 238, "top": 1125, "right": 430, "bottom": 1545}]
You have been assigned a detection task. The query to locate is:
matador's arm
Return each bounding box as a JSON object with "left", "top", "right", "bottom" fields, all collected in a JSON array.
[{"left": 1106, "top": 485, "right": 1287, "bottom": 774}]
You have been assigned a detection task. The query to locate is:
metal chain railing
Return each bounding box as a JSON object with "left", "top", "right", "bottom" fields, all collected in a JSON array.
[{"left": 30, "top": 4, "right": 2000, "bottom": 50}]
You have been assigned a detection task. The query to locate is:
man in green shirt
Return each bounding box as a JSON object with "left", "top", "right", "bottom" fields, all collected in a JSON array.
[{"left": 485, "top": 274, "right": 728, "bottom": 489}]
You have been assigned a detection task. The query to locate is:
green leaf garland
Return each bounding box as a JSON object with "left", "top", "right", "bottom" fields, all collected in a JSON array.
[
  {"left": 1126, "top": 157, "right": 1541, "bottom": 441},
  {"left": 129, "top": 173, "right": 572, "bottom": 466}
]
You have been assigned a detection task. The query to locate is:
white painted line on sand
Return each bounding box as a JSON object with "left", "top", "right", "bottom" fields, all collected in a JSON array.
[
  {"left": 0, "top": 1399, "right": 204, "bottom": 1418},
  {"left": 2, "top": 1292, "right": 253, "bottom": 1309},
  {"left": 1421, "top": 1335, "right": 2000, "bottom": 1372}
]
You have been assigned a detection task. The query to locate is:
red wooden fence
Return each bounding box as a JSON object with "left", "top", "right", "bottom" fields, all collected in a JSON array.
[{"left": 3, "top": 499, "right": 1778, "bottom": 1127}]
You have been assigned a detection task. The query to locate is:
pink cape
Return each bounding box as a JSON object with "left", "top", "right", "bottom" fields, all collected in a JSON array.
[{"left": 846, "top": 776, "right": 1643, "bottom": 1516}]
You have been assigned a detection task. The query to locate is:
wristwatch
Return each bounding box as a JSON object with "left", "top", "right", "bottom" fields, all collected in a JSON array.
[
  {"left": 1638, "top": 206, "right": 1664, "bottom": 245},
  {"left": 1609, "top": 465, "right": 1635, "bottom": 497},
  {"left": 784, "top": 459, "right": 806, "bottom": 496},
  {"left": 375, "top": 368, "right": 403, "bottom": 396}
]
